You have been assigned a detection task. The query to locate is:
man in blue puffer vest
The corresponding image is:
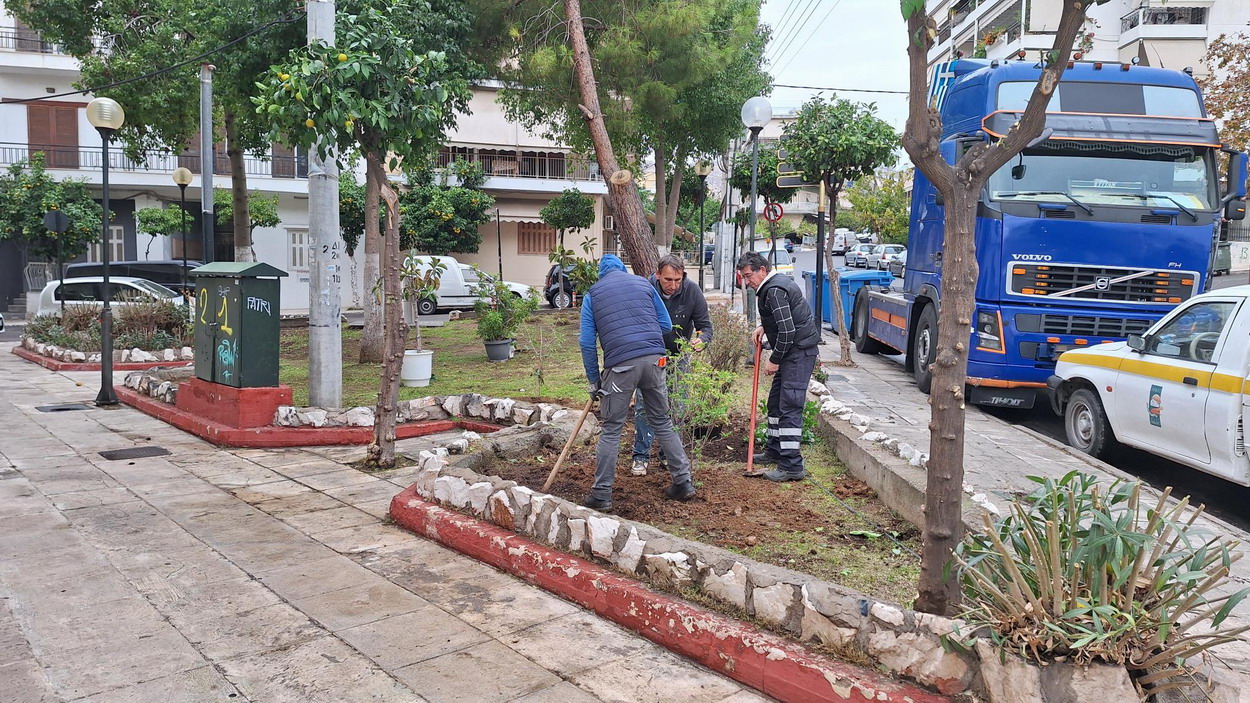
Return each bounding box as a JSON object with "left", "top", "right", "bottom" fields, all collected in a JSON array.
[{"left": 579, "top": 254, "right": 696, "bottom": 511}]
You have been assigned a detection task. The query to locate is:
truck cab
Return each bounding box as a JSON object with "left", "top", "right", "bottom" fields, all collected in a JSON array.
[{"left": 1049, "top": 286, "right": 1250, "bottom": 486}]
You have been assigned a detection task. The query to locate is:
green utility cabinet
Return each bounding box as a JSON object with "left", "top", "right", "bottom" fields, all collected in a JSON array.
[{"left": 190, "top": 262, "right": 288, "bottom": 388}]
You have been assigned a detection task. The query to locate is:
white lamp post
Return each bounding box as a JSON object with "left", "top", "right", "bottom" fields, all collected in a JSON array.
[
  {"left": 694, "top": 159, "right": 713, "bottom": 289},
  {"left": 86, "top": 97, "right": 125, "bottom": 406},
  {"left": 172, "top": 167, "right": 193, "bottom": 295}
]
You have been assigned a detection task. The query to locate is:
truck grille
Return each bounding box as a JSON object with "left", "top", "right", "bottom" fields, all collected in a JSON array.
[
  {"left": 1008, "top": 263, "right": 1198, "bottom": 304},
  {"left": 1038, "top": 314, "right": 1151, "bottom": 337}
]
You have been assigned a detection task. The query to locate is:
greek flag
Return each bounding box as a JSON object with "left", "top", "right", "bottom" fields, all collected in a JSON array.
[{"left": 928, "top": 60, "right": 957, "bottom": 112}]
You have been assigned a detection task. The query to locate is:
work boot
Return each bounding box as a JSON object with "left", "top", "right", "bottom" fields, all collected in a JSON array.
[
  {"left": 664, "top": 483, "right": 696, "bottom": 502},
  {"left": 752, "top": 451, "right": 780, "bottom": 465},
  {"left": 582, "top": 495, "right": 613, "bottom": 512},
  {"left": 762, "top": 469, "right": 806, "bottom": 483},
  {"left": 630, "top": 458, "right": 648, "bottom": 477}
]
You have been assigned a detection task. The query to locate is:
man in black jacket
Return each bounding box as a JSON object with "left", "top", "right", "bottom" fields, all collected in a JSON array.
[
  {"left": 630, "top": 254, "right": 714, "bottom": 476},
  {"left": 736, "top": 251, "right": 820, "bottom": 481}
]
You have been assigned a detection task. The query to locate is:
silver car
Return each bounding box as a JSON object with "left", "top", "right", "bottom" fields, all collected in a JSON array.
[
  {"left": 871, "top": 244, "right": 907, "bottom": 270},
  {"left": 845, "top": 243, "right": 876, "bottom": 268}
]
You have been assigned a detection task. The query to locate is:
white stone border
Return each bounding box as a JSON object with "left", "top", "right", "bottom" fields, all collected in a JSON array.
[{"left": 20, "top": 335, "right": 192, "bottom": 364}]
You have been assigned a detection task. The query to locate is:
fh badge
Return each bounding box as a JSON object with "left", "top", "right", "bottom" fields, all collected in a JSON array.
[{"left": 1148, "top": 385, "right": 1163, "bottom": 427}]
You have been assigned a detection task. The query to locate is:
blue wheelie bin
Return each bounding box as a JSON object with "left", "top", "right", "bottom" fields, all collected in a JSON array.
[{"left": 802, "top": 268, "right": 894, "bottom": 333}]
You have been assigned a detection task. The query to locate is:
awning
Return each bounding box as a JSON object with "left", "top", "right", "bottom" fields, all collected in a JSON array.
[{"left": 493, "top": 200, "right": 547, "bottom": 224}]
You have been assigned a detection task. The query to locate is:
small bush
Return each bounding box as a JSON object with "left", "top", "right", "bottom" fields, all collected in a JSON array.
[
  {"left": 668, "top": 345, "right": 738, "bottom": 457},
  {"left": 26, "top": 314, "right": 101, "bottom": 350},
  {"left": 704, "top": 303, "right": 751, "bottom": 372},
  {"left": 61, "top": 304, "right": 102, "bottom": 332},
  {"left": 26, "top": 299, "right": 190, "bottom": 351}
]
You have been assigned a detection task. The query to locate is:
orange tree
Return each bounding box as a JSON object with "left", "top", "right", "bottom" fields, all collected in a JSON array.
[
  {"left": 899, "top": 0, "right": 1111, "bottom": 614},
  {"left": 255, "top": 0, "right": 476, "bottom": 468}
]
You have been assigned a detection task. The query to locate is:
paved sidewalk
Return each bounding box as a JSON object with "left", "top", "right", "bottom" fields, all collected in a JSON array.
[
  {"left": 0, "top": 352, "right": 770, "bottom": 703},
  {"left": 814, "top": 336, "right": 1250, "bottom": 697}
]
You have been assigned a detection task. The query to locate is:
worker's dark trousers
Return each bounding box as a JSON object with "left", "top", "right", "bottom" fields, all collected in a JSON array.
[{"left": 765, "top": 346, "right": 818, "bottom": 476}]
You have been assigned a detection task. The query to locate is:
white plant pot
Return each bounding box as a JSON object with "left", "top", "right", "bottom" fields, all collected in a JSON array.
[{"left": 401, "top": 349, "right": 434, "bottom": 387}]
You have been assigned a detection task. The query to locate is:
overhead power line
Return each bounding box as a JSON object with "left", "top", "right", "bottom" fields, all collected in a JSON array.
[
  {"left": 772, "top": 0, "right": 845, "bottom": 76},
  {"left": 773, "top": 83, "right": 908, "bottom": 95},
  {"left": 7, "top": 9, "right": 306, "bottom": 105},
  {"left": 767, "top": 0, "right": 822, "bottom": 66}
]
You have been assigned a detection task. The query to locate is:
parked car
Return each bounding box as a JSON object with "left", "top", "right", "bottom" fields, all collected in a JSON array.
[
  {"left": 871, "top": 244, "right": 906, "bottom": 271},
  {"left": 831, "top": 232, "right": 849, "bottom": 255},
  {"left": 64, "top": 260, "right": 202, "bottom": 293},
  {"left": 845, "top": 243, "right": 876, "bottom": 268},
  {"left": 888, "top": 249, "right": 907, "bottom": 277},
  {"left": 403, "top": 255, "right": 533, "bottom": 314},
  {"left": 752, "top": 242, "right": 794, "bottom": 275},
  {"left": 37, "top": 277, "right": 184, "bottom": 318},
  {"left": 703, "top": 244, "right": 715, "bottom": 266},
  {"left": 855, "top": 232, "right": 879, "bottom": 245},
  {"left": 0, "top": 311, "right": 4, "bottom": 333},
  {"left": 544, "top": 263, "right": 577, "bottom": 308}
]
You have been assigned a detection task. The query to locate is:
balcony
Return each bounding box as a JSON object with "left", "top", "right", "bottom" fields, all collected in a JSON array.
[
  {"left": 0, "top": 142, "right": 307, "bottom": 179},
  {"left": 1121, "top": 6, "right": 1207, "bottom": 33},
  {"left": 0, "top": 29, "right": 67, "bottom": 54},
  {"left": 436, "top": 148, "right": 600, "bottom": 182}
]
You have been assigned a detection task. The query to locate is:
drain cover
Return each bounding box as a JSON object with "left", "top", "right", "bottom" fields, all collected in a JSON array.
[
  {"left": 35, "top": 404, "right": 92, "bottom": 413},
  {"left": 98, "top": 446, "right": 171, "bottom": 461}
]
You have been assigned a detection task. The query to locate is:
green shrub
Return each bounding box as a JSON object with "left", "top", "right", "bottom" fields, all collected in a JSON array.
[
  {"left": 954, "top": 472, "right": 1250, "bottom": 695},
  {"left": 704, "top": 303, "right": 751, "bottom": 372},
  {"left": 668, "top": 343, "right": 738, "bottom": 457},
  {"left": 474, "top": 277, "right": 540, "bottom": 341}
]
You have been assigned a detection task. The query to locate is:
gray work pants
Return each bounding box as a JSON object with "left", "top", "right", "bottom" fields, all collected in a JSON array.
[{"left": 592, "top": 354, "right": 693, "bottom": 500}]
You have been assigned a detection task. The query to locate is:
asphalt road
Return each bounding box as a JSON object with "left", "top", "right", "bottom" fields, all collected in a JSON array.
[{"left": 788, "top": 248, "right": 1250, "bottom": 530}]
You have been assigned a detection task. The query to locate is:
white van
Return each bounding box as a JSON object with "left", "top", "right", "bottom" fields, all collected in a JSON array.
[
  {"left": 831, "top": 232, "right": 850, "bottom": 255},
  {"left": 402, "top": 255, "right": 534, "bottom": 314}
]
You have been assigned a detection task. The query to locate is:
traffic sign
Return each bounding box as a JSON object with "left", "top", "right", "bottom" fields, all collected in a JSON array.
[
  {"left": 776, "top": 147, "right": 790, "bottom": 161},
  {"left": 777, "top": 161, "right": 798, "bottom": 175},
  {"left": 762, "top": 202, "right": 784, "bottom": 222},
  {"left": 776, "top": 174, "right": 816, "bottom": 188},
  {"left": 43, "top": 210, "right": 69, "bottom": 233}
]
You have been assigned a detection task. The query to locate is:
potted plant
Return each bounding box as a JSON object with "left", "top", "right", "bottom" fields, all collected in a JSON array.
[
  {"left": 473, "top": 272, "right": 539, "bottom": 361},
  {"left": 399, "top": 256, "right": 445, "bottom": 386}
]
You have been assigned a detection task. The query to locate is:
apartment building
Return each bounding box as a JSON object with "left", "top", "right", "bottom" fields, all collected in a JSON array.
[
  {"left": 0, "top": 7, "right": 608, "bottom": 314},
  {"left": 925, "top": 0, "right": 1250, "bottom": 76}
]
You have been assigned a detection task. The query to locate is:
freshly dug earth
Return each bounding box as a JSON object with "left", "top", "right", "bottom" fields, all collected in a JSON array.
[{"left": 479, "top": 417, "right": 922, "bottom": 605}]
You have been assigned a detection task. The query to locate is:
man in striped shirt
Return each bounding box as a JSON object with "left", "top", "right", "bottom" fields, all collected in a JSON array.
[{"left": 736, "top": 251, "right": 821, "bottom": 481}]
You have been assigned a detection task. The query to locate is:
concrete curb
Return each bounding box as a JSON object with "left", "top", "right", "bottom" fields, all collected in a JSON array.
[
  {"left": 11, "top": 345, "right": 193, "bottom": 372},
  {"left": 388, "top": 487, "right": 950, "bottom": 703},
  {"left": 116, "top": 386, "right": 500, "bottom": 447}
]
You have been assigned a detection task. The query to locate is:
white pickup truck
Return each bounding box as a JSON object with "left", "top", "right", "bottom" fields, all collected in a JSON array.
[
  {"left": 403, "top": 255, "right": 533, "bottom": 315},
  {"left": 1048, "top": 286, "right": 1250, "bottom": 487}
]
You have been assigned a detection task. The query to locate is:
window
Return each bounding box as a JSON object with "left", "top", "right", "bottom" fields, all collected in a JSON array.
[
  {"left": 289, "top": 228, "right": 309, "bottom": 270},
  {"left": 1147, "top": 301, "right": 1236, "bottom": 363},
  {"left": 86, "top": 225, "right": 125, "bottom": 263},
  {"left": 27, "top": 103, "right": 79, "bottom": 168},
  {"left": 517, "top": 222, "right": 556, "bottom": 255},
  {"left": 55, "top": 282, "right": 101, "bottom": 302},
  {"left": 996, "top": 81, "right": 1203, "bottom": 118}
]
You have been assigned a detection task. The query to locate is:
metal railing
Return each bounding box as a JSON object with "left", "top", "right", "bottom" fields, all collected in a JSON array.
[
  {"left": 0, "top": 30, "right": 66, "bottom": 54},
  {"left": 1121, "top": 6, "right": 1207, "bottom": 32},
  {"left": 25, "top": 262, "right": 51, "bottom": 292},
  {"left": 0, "top": 143, "right": 307, "bottom": 179},
  {"left": 437, "top": 149, "right": 601, "bottom": 181}
]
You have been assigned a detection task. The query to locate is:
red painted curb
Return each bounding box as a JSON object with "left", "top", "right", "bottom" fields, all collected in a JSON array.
[
  {"left": 12, "top": 346, "right": 193, "bottom": 372},
  {"left": 117, "top": 386, "right": 501, "bottom": 448},
  {"left": 388, "top": 487, "right": 949, "bottom": 703}
]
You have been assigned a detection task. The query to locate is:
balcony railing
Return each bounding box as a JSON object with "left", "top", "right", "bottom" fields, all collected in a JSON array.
[
  {"left": 1121, "top": 6, "right": 1207, "bottom": 32},
  {"left": 0, "top": 30, "right": 67, "bottom": 55},
  {"left": 0, "top": 142, "right": 307, "bottom": 179},
  {"left": 437, "top": 148, "right": 601, "bottom": 181}
]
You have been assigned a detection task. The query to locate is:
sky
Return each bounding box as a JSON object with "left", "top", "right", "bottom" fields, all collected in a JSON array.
[{"left": 759, "top": 0, "right": 911, "bottom": 133}]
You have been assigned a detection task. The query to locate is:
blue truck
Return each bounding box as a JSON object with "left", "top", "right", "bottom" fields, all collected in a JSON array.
[{"left": 852, "top": 58, "right": 1248, "bottom": 409}]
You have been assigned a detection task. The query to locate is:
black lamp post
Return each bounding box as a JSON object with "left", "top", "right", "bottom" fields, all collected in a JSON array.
[
  {"left": 172, "top": 167, "right": 193, "bottom": 295},
  {"left": 695, "top": 159, "right": 712, "bottom": 289},
  {"left": 86, "top": 96, "right": 125, "bottom": 406},
  {"left": 740, "top": 96, "right": 772, "bottom": 328}
]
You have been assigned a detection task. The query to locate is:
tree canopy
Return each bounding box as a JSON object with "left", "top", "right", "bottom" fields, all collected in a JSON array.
[
  {"left": 540, "top": 189, "right": 596, "bottom": 235},
  {"left": 846, "top": 170, "right": 911, "bottom": 244},
  {"left": 729, "top": 148, "right": 798, "bottom": 207},
  {"left": 0, "top": 154, "right": 103, "bottom": 261},
  {"left": 401, "top": 160, "right": 496, "bottom": 255},
  {"left": 136, "top": 190, "right": 279, "bottom": 237},
  {"left": 781, "top": 95, "right": 900, "bottom": 191},
  {"left": 1201, "top": 31, "right": 1250, "bottom": 151}
]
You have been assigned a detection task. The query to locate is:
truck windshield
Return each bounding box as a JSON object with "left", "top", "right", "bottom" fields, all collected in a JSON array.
[{"left": 988, "top": 141, "right": 1215, "bottom": 210}]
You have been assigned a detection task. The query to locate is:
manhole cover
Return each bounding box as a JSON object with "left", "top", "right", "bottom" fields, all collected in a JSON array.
[
  {"left": 98, "top": 446, "right": 171, "bottom": 461},
  {"left": 35, "top": 404, "right": 93, "bottom": 413}
]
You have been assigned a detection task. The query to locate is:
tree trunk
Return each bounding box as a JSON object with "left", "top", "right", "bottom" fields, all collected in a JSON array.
[
  {"left": 666, "top": 157, "right": 685, "bottom": 246},
  {"left": 223, "top": 109, "right": 253, "bottom": 262},
  {"left": 654, "top": 144, "right": 669, "bottom": 248},
  {"left": 564, "top": 0, "right": 657, "bottom": 276},
  {"left": 826, "top": 183, "right": 854, "bottom": 366},
  {"left": 359, "top": 137, "right": 384, "bottom": 364},
  {"left": 366, "top": 150, "right": 406, "bottom": 468}
]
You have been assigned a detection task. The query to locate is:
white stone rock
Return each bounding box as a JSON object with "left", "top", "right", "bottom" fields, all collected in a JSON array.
[
  {"left": 180, "top": 346, "right": 194, "bottom": 360},
  {"left": 155, "top": 381, "right": 172, "bottom": 398},
  {"left": 465, "top": 394, "right": 488, "bottom": 418},
  {"left": 511, "top": 405, "right": 536, "bottom": 425},
  {"left": 613, "top": 527, "right": 645, "bottom": 574},
  {"left": 702, "top": 561, "right": 749, "bottom": 610},
  {"left": 861, "top": 431, "right": 889, "bottom": 443},
  {"left": 846, "top": 413, "right": 871, "bottom": 430},
  {"left": 488, "top": 398, "right": 515, "bottom": 421},
  {"left": 909, "top": 452, "right": 928, "bottom": 468},
  {"left": 644, "top": 552, "right": 695, "bottom": 588},
  {"left": 415, "top": 467, "right": 441, "bottom": 498},
  {"left": 441, "top": 395, "right": 465, "bottom": 417},
  {"left": 70, "top": 350, "right": 86, "bottom": 362},
  {"left": 808, "top": 380, "right": 829, "bottom": 396},
  {"left": 445, "top": 438, "right": 469, "bottom": 454},
  {"left": 587, "top": 514, "right": 620, "bottom": 558},
  {"left": 466, "top": 482, "right": 493, "bottom": 515},
  {"left": 525, "top": 494, "right": 550, "bottom": 534},
  {"left": 537, "top": 403, "right": 563, "bottom": 423},
  {"left": 896, "top": 443, "right": 916, "bottom": 461},
  {"left": 461, "top": 430, "right": 481, "bottom": 441},
  {"left": 820, "top": 396, "right": 847, "bottom": 415},
  {"left": 510, "top": 485, "right": 534, "bottom": 517},
  {"left": 487, "top": 491, "right": 515, "bottom": 527},
  {"left": 297, "top": 409, "right": 329, "bottom": 427},
  {"left": 547, "top": 511, "right": 565, "bottom": 546},
  {"left": 162, "top": 348, "right": 177, "bottom": 362},
  {"left": 752, "top": 583, "right": 797, "bottom": 626},
  {"left": 433, "top": 475, "right": 471, "bottom": 508},
  {"left": 799, "top": 586, "right": 858, "bottom": 647},
  {"left": 870, "top": 602, "right": 906, "bottom": 627},
  {"left": 338, "top": 406, "right": 375, "bottom": 427},
  {"left": 88, "top": 353, "right": 101, "bottom": 363},
  {"left": 566, "top": 518, "right": 587, "bottom": 552}
]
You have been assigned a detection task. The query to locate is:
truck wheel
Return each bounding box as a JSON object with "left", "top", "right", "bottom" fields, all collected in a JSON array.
[
  {"left": 911, "top": 304, "right": 937, "bottom": 394},
  {"left": 550, "top": 291, "right": 573, "bottom": 309},
  {"left": 417, "top": 298, "right": 437, "bottom": 316},
  {"left": 853, "top": 292, "right": 886, "bottom": 354},
  {"left": 1065, "top": 388, "right": 1114, "bottom": 458}
]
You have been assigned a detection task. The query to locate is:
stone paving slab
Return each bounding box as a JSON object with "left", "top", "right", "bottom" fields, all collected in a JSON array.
[
  {"left": 816, "top": 339, "right": 1250, "bottom": 697},
  {"left": 0, "top": 351, "right": 769, "bottom": 702}
]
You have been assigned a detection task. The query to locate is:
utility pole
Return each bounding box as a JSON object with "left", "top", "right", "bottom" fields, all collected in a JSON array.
[
  {"left": 307, "top": 0, "right": 344, "bottom": 407},
  {"left": 199, "top": 64, "right": 215, "bottom": 263}
]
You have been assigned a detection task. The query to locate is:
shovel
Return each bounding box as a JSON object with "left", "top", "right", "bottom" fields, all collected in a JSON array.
[
  {"left": 541, "top": 396, "right": 595, "bottom": 492},
  {"left": 743, "top": 339, "right": 766, "bottom": 477}
]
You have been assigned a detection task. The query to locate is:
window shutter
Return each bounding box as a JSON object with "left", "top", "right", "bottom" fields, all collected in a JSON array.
[{"left": 51, "top": 106, "right": 78, "bottom": 167}]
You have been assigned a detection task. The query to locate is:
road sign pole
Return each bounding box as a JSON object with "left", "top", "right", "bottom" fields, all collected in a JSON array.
[{"left": 815, "top": 180, "right": 826, "bottom": 342}]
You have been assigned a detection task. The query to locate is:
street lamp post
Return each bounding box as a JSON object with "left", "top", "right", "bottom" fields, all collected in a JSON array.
[
  {"left": 172, "top": 167, "right": 193, "bottom": 296},
  {"left": 86, "top": 97, "right": 125, "bottom": 406},
  {"left": 740, "top": 96, "right": 772, "bottom": 328},
  {"left": 695, "top": 160, "right": 712, "bottom": 289}
]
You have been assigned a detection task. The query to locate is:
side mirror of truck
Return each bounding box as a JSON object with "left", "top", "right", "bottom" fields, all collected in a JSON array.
[
  {"left": 1226, "top": 198, "right": 1247, "bottom": 221},
  {"left": 1127, "top": 334, "right": 1146, "bottom": 353}
]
